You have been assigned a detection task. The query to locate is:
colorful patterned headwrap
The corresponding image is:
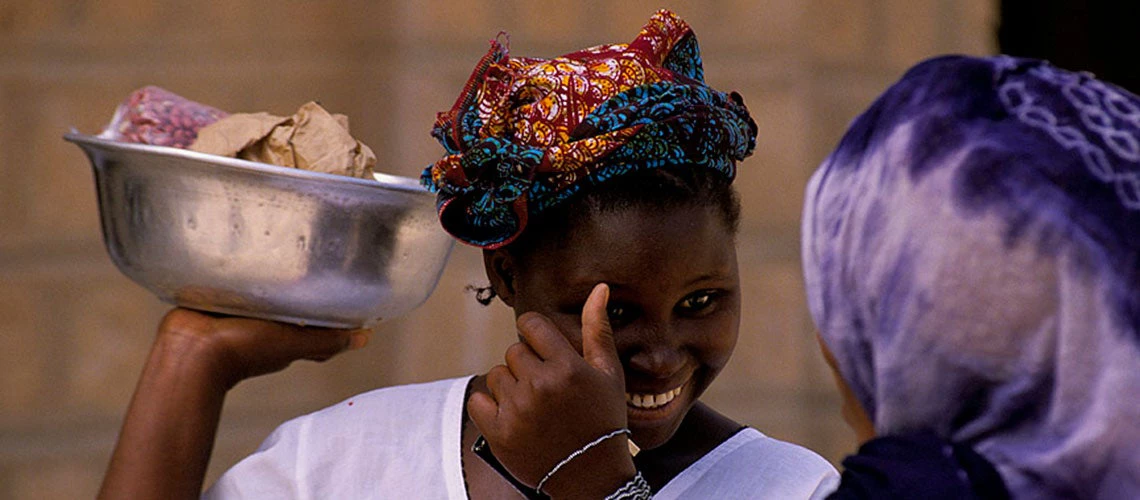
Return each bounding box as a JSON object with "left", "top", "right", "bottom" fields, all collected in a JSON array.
[
  {"left": 803, "top": 56, "right": 1140, "bottom": 497},
  {"left": 420, "top": 9, "right": 756, "bottom": 248}
]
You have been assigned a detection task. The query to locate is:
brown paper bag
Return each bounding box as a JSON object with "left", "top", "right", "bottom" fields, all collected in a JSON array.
[{"left": 190, "top": 101, "right": 376, "bottom": 179}]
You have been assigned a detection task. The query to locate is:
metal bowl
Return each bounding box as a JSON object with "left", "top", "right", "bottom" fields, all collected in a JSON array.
[{"left": 66, "top": 133, "right": 454, "bottom": 328}]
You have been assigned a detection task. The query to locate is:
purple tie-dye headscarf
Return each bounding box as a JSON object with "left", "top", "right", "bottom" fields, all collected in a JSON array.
[{"left": 803, "top": 55, "right": 1140, "bottom": 498}]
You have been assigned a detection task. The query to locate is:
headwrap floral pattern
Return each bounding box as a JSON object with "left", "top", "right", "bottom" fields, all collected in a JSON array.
[
  {"left": 421, "top": 9, "right": 756, "bottom": 248},
  {"left": 803, "top": 55, "right": 1140, "bottom": 498}
]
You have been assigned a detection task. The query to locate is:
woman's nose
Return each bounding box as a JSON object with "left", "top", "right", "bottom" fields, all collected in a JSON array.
[
  {"left": 620, "top": 323, "right": 685, "bottom": 376},
  {"left": 626, "top": 347, "right": 685, "bottom": 377}
]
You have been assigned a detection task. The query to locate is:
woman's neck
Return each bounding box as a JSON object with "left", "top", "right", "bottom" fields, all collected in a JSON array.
[{"left": 633, "top": 401, "right": 744, "bottom": 490}]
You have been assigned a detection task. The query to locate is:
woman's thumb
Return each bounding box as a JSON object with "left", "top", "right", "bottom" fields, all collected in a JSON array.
[{"left": 581, "top": 283, "right": 622, "bottom": 381}]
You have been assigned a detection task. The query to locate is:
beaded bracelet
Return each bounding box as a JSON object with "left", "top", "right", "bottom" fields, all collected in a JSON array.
[
  {"left": 535, "top": 428, "right": 631, "bottom": 495},
  {"left": 604, "top": 471, "right": 652, "bottom": 500}
]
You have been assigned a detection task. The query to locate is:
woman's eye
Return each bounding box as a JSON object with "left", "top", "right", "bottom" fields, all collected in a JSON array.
[
  {"left": 678, "top": 291, "right": 717, "bottom": 313},
  {"left": 607, "top": 304, "right": 628, "bottom": 322}
]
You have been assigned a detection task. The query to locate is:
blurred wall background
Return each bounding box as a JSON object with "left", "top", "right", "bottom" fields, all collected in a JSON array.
[{"left": 0, "top": 1, "right": 994, "bottom": 497}]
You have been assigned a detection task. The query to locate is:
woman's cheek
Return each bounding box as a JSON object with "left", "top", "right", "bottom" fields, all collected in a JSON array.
[{"left": 699, "top": 316, "right": 740, "bottom": 372}]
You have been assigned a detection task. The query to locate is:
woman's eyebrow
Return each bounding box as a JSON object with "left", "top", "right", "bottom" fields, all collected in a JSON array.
[
  {"left": 683, "top": 271, "right": 734, "bottom": 288},
  {"left": 560, "top": 279, "right": 629, "bottom": 297}
]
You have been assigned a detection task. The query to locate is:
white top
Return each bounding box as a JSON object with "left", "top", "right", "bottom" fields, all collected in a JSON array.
[{"left": 204, "top": 376, "right": 838, "bottom": 499}]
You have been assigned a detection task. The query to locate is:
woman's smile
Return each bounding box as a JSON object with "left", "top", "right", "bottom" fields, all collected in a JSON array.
[
  {"left": 626, "top": 384, "right": 684, "bottom": 410},
  {"left": 626, "top": 380, "right": 690, "bottom": 425}
]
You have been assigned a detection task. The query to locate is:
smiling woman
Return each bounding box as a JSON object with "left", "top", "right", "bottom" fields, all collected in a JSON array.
[{"left": 415, "top": 8, "right": 837, "bottom": 498}]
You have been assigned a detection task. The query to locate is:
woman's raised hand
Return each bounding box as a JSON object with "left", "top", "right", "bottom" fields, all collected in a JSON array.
[
  {"left": 468, "top": 283, "right": 637, "bottom": 498},
  {"left": 156, "top": 307, "right": 371, "bottom": 389}
]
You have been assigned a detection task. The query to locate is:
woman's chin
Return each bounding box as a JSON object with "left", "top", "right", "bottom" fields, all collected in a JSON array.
[{"left": 625, "top": 383, "right": 694, "bottom": 450}]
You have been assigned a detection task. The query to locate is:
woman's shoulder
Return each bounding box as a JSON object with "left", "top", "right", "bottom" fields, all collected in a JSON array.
[
  {"left": 657, "top": 428, "right": 838, "bottom": 499},
  {"left": 204, "top": 375, "right": 474, "bottom": 498},
  {"left": 318, "top": 375, "right": 472, "bottom": 412},
  {"left": 727, "top": 428, "right": 838, "bottom": 475},
  {"left": 289, "top": 375, "right": 473, "bottom": 432}
]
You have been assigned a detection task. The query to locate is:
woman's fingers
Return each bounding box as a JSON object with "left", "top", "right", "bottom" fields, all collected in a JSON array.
[
  {"left": 504, "top": 341, "right": 544, "bottom": 378},
  {"left": 580, "top": 283, "right": 622, "bottom": 382},
  {"left": 224, "top": 317, "right": 366, "bottom": 360},
  {"left": 296, "top": 328, "right": 371, "bottom": 361},
  {"left": 516, "top": 311, "right": 575, "bottom": 361},
  {"left": 467, "top": 390, "right": 500, "bottom": 432},
  {"left": 348, "top": 330, "right": 370, "bottom": 349},
  {"left": 157, "top": 308, "right": 372, "bottom": 386},
  {"left": 485, "top": 364, "right": 518, "bottom": 404}
]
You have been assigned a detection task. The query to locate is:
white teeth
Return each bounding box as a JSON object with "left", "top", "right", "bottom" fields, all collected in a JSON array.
[{"left": 626, "top": 385, "right": 684, "bottom": 409}]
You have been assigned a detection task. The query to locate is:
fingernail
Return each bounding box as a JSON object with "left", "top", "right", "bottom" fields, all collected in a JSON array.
[
  {"left": 348, "top": 332, "right": 370, "bottom": 350},
  {"left": 591, "top": 282, "right": 609, "bottom": 304},
  {"left": 518, "top": 313, "right": 544, "bottom": 331}
]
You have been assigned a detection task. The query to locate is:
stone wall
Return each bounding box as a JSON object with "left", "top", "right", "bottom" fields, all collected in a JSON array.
[{"left": 0, "top": 1, "right": 994, "bottom": 497}]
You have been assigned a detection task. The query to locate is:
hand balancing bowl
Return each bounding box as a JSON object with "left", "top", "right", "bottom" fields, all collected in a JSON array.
[{"left": 66, "top": 133, "right": 454, "bottom": 328}]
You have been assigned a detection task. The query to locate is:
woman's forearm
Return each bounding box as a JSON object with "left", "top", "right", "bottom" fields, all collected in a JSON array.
[
  {"left": 97, "top": 308, "right": 366, "bottom": 499},
  {"left": 98, "top": 332, "right": 230, "bottom": 500}
]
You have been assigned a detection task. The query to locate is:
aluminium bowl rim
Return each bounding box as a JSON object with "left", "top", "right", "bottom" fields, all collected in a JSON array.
[{"left": 63, "top": 132, "right": 433, "bottom": 197}]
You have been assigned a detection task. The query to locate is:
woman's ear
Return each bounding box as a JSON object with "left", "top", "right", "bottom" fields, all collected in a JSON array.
[{"left": 483, "top": 249, "right": 518, "bottom": 307}]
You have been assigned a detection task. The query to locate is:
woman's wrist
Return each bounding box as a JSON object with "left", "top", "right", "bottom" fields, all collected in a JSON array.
[
  {"left": 538, "top": 435, "right": 638, "bottom": 499},
  {"left": 151, "top": 317, "right": 242, "bottom": 391}
]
